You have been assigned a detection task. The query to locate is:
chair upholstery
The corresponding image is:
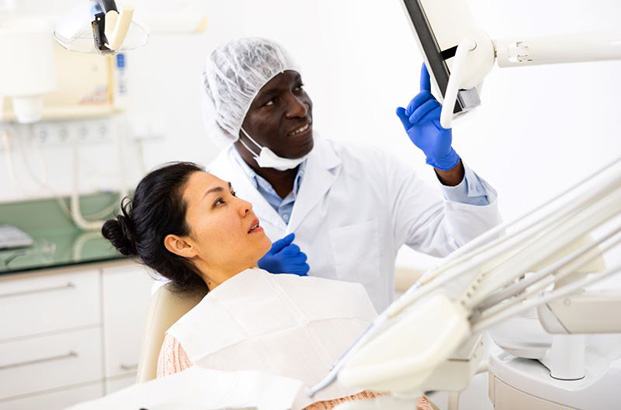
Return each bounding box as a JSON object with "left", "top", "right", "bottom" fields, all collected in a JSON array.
[{"left": 135, "top": 284, "right": 206, "bottom": 383}]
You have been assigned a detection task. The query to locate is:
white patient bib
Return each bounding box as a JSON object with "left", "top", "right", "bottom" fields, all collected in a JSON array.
[{"left": 168, "top": 268, "right": 377, "bottom": 403}]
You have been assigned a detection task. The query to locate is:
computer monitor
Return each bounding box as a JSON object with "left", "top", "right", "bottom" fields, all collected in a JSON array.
[{"left": 401, "top": 0, "right": 481, "bottom": 115}]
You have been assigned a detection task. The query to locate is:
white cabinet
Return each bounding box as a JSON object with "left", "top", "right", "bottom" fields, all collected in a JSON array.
[
  {"left": 102, "top": 265, "right": 153, "bottom": 380},
  {"left": 0, "top": 382, "right": 103, "bottom": 410},
  {"left": 0, "top": 261, "right": 153, "bottom": 408},
  {"left": 0, "top": 270, "right": 100, "bottom": 340},
  {"left": 0, "top": 328, "right": 102, "bottom": 400},
  {"left": 105, "top": 374, "right": 136, "bottom": 395}
]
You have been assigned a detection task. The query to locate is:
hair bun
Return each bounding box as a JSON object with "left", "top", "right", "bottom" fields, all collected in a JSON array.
[{"left": 102, "top": 215, "right": 137, "bottom": 256}]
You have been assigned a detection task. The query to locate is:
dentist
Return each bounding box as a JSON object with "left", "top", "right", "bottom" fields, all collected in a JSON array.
[{"left": 204, "top": 37, "right": 501, "bottom": 311}]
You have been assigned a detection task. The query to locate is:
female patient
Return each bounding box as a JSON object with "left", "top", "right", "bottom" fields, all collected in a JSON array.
[{"left": 103, "top": 162, "right": 433, "bottom": 410}]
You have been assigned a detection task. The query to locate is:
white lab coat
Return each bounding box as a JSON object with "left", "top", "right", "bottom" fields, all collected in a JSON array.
[{"left": 208, "top": 137, "right": 501, "bottom": 311}]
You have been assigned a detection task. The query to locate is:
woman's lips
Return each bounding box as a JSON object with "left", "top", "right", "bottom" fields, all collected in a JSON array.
[
  {"left": 248, "top": 219, "right": 262, "bottom": 234},
  {"left": 249, "top": 226, "right": 264, "bottom": 234}
]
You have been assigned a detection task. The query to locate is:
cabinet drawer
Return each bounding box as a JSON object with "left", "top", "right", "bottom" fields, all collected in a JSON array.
[
  {"left": 105, "top": 374, "right": 136, "bottom": 395},
  {"left": 0, "top": 382, "right": 103, "bottom": 410},
  {"left": 102, "top": 265, "right": 153, "bottom": 378},
  {"left": 0, "top": 270, "right": 100, "bottom": 341},
  {"left": 0, "top": 327, "right": 103, "bottom": 400}
]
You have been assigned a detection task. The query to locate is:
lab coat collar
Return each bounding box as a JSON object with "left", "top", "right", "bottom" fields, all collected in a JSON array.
[{"left": 287, "top": 136, "right": 342, "bottom": 233}]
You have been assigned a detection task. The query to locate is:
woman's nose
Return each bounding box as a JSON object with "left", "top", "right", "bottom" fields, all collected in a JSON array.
[{"left": 238, "top": 198, "right": 252, "bottom": 216}]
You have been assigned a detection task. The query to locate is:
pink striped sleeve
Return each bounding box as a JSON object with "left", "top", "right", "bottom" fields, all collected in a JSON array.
[
  {"left": 156, "top": 334, "right": 193, "bottom": 378},
  {"left": 303, "top": 393, "right": 435, "bottom": 410},
  {"left": 155, "top": 335, "right": 435, "bottom": 410}
]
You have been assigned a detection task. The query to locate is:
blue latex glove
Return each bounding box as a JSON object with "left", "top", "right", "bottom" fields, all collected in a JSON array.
[
  {"left": 258, "top": 233, "right": 310, "bottom": 276},
  {"left": 396, "top": 64, "right": 460, "bottom": 171}
]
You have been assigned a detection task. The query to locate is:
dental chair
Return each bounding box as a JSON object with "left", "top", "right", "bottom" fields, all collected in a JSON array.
[{"left": 135, "top": 284, "right": 206, "bottom": 382}]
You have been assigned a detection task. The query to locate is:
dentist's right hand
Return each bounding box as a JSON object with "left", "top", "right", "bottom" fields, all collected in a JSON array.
[{"left": 258, "top": 233, "right": 310, "bottom": 276}]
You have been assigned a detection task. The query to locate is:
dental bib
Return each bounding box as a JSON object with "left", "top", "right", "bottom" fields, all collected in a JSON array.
[{"left": 168, "top": 268, "right": 377, "bottom": 404}]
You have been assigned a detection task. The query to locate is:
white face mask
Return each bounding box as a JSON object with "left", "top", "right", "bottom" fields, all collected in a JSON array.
[{"left": 239, "top": 128, "right": 310, "bottom": 171}]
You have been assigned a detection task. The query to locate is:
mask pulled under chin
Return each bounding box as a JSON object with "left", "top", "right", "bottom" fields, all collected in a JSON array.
[{"left": 240, "top": 128, "right": 310, "bottom": 171}]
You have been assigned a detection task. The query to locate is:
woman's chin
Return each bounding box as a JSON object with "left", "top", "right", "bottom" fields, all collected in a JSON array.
[{"left": 256, "top": 233, "right": 272, "bottom": 255}]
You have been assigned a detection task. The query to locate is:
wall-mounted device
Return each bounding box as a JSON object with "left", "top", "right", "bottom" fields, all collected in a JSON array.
[{"left": 0, "top": 18, "right": 57, "bottom": 123}]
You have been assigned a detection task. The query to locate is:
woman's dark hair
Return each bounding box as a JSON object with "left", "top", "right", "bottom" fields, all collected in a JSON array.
[{"left": 102, "top": 162, "right": 207, "bottom": 293}]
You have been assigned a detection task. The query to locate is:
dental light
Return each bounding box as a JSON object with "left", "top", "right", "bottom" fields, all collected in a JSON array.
[
  {"left": 401, "top": 0, "right": 621, "bottom": 128},
  {"left": 54, "top": 0, "right": 148, "bottom": 55}
]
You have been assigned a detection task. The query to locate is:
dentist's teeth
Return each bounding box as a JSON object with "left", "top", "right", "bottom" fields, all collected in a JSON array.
[{"left": 291, "top": 124, "right": 309, "bottom": 136}]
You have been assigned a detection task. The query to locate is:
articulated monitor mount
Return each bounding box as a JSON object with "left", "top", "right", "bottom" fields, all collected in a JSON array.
[{"left": 401, "top": 0, "right": 621, "bottom": 129}]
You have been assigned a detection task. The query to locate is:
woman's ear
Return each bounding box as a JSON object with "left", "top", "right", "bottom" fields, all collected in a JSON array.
[{"left": 164, "top": 234, "right": 197, "bottom": 258}]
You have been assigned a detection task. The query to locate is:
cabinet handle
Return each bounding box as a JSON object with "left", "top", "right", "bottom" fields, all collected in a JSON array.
[
  {"left": 0, "top": 351, "right": 78, "bottom": 370},
  {"left": 120, "top": 363, "right": 138, "bottom": 371},
  {"left": 0, "top": 282, "right": 75, "bottom": 299}
]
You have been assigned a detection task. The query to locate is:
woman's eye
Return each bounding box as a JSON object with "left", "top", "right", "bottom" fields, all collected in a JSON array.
[
  {"left": 264, "top": 99, "right": 275, "bottom": 107},
  {"left": 213, "top": 197, "right": 226, "bottom": 207},
  {"left": 231, "top": 190, "right": 237, "bottom": 197}
]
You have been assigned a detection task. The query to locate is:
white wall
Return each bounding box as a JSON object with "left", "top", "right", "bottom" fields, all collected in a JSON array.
[{"left": 2, "top": 0, "right": 620, "bottom": 213}]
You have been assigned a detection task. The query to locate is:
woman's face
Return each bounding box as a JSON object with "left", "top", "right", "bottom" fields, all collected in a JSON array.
[{"left": 180, "top": 171, "right": 271, "bottom": 282}]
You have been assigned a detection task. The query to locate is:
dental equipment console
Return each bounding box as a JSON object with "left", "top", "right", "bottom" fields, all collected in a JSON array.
[
  {"left": 307, "top": 1, "right": 621, "bottom": 408},
  {"left": 315, "top": 158, "right": 621, "bottom": 410}
]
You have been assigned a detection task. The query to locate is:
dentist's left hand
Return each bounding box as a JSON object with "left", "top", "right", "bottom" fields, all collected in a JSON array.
[
  {"left": 258, "top": 233, "right": 310, "bottom": 276},
  {"left": 396, "top": 64, "right": 460, "bottom": 171}
]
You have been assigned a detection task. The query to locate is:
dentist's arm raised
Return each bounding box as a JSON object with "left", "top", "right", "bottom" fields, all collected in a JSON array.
[{"left": 396, "top": 64, "right": 465, "bottom": 186}]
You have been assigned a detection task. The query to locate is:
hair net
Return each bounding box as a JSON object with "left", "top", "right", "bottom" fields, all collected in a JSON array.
[{"left": 202, "top": 37, "right": 298, "bottom": 145}]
